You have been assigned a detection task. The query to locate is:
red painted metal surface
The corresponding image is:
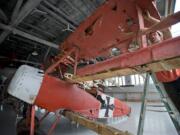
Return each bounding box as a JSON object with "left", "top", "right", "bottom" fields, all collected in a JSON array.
[
  {"left": 113, "top": 98, "right": 131, "bottom": 117},
  {"left": 45, "top": 1, "right": 180, "bottom": 79},
  {"left": 136, "top": 5, "right": 147, "bottom": 48},
  {"left": 77, "top": 36, "right": 180, "bottom": 76},
  {"left": 61, "top": 0, "right": 159, "bottom": 59},
  {"left": 34, "top": 74, "right": 130, "bottom": 118},
  {"left": 35, "top": 74, "right": 100, "bottom": 117}
]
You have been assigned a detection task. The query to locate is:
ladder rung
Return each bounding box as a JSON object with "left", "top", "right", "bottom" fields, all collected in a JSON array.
[
  {"left": 147, "top": 109, "right": 173, "bottom": 113},
  {"left": 147, "top": 105, "right": 165, "bottom": 107}
]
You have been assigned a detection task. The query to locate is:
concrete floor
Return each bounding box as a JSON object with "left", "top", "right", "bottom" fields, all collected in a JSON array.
[
  {"left": 0, "top": 105, "right": 16, "bottom": 135},
  {"left": 113, "top": 102, "right": 178, "bottom": 135},
  {"left": 0, "top": 102, "right": 178, "bottom": 135},
  {"left": 40, "top": 102, "right": 178, "bottom": 135}
]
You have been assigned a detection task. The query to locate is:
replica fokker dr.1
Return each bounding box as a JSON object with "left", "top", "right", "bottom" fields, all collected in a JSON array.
[{"left": 6, "top": 0, "right": 180, "bottom": 134}]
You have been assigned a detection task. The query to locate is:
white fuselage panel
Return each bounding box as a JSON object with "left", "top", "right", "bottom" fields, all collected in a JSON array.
[{"left": 8, "top": 65, "right": 44, "bottom": 104}]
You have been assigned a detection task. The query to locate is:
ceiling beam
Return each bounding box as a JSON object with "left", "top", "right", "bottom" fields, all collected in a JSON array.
[
  {"left": 0, "top": 8, "right": 8, "bottom": 23},
  {"left": 21, "top": 22, "right": 56, "bottom": 39},
  {"left": 0, "top": 0, "right": 44, "bottom": 44},
  {"left": 11, "top": 0, "right": 24, "bottom": 22},
  {"left": 44, "top": 0, "right": 78, "bottom": 26},
  {"left": 64, "top": 0, "right": 87, "bottom": 18},
  {"left": 0, "top": 23, "right": 58, "bottom": 49},
  {"left": 39, "top": 5, "right": 76, "bottom": 29},
  {"left": 0, "top": 56, "right": 42, "bottom": 66}
]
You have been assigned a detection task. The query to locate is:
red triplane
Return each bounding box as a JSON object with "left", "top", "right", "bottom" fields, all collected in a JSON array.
[
  {"left": 7, "top": 0, "right": 180, "bottom": 134},
  {"left": 8, "top": 65, "right": 130, "bottom": 119}
]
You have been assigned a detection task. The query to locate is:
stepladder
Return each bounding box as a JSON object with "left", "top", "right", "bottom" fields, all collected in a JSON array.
[{"left": 137, "top": 72, "right": 180, "bottom": 135}]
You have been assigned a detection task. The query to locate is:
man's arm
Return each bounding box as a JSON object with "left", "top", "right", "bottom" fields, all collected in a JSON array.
[
  {"left": 143, "top": 11, "right": 172, "bottom": 39},
  {"left": 143, "top": 11, "right": 160, "bottom": 24}
]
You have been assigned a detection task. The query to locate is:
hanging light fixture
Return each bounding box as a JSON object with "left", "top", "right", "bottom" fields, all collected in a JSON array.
[
  {"left": 32, "top": 50, "right": 38, "bottom": 56},
  {"left": 32, "top": 45, "right": 38, "bottom": 56}
]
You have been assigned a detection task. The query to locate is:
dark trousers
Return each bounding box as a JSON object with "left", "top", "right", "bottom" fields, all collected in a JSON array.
[{"left": 163, "top": 78, "right": 180, "bottom": 112}]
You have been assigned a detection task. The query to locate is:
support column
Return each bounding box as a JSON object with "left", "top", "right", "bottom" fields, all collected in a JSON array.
[
  {"left": 125, "top": 75, "right": 132, "bottom": 86},
  {"left": 30, "top": 105, "right": 35, "bottom": 135}
]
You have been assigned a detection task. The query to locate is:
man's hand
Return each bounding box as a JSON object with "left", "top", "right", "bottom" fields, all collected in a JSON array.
[
  {"left": 143, "top": 11, "right": 151, "bottom": 20},
  {"left": 143, "top": 10, "right": 160, "bottom": 24}
]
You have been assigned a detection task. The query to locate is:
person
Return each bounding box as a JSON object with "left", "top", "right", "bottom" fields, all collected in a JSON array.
[
  {"left": 143, "top": 11, "right": 172, "bottom": 40},
  {"left": 144, "top": 11, "right": 180, "bottom": 111}
]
